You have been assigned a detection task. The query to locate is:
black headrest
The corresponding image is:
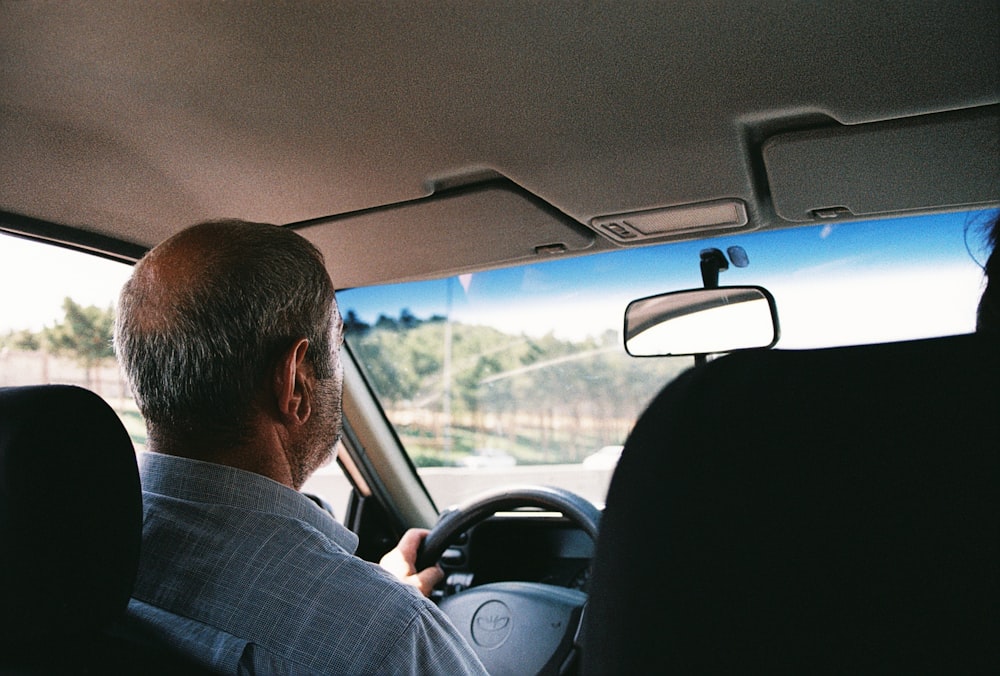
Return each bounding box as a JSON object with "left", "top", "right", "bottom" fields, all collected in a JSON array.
[
  {"left": 584, "top": 333, "right": 1000, "bottom": 674},
  {"left": 0, "top": 385, "right": 141, "bottom": 648}
]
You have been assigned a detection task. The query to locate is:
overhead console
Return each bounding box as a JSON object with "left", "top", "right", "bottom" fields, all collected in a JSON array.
[
  {"left": 762, "top": 105, "right": 999, "bottom": 223},
  {"left": 293, "top": 106, "right": 998, "bottom": 290}
]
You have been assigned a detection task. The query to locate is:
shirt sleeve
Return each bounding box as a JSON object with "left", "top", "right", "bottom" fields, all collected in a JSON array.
[{"left": 375, "top": 602, "right": 489, "bottom": 676}]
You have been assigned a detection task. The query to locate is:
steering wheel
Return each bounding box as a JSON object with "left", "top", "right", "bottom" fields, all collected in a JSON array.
[{"left": 417, "top": 485, "right": 601, "bottom": 676}]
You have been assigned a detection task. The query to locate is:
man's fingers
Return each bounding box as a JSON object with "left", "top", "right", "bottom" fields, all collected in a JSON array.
[
  {"left": 416, "top": 564, "right": 445, "bottom": 597},
  {"left": 377, "top": 528, "right": 444, "bottom": 597},
  {"left": 395, "top": 528, "right": 431, "bottom": 563}
]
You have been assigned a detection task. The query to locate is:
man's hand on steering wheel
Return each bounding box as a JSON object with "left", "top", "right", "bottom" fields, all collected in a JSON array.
[{"left": 379, "top": 527, "right": 445, "bottom": 598}]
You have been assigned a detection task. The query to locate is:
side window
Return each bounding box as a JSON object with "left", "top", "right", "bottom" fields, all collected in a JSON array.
[
  {"left": 0, "top": 231, "right": 145, "bottom": 450},
  {"left": 1, "top": 230, "right": 354, "bottom": 517}
]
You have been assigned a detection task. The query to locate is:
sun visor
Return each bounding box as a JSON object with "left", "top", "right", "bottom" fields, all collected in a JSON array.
[
  {"left": 763, "top": 106, "right": 1000, "bottom": 222},
  {"left": 289, "top": 178, "right": 594, "bottom": 289}
]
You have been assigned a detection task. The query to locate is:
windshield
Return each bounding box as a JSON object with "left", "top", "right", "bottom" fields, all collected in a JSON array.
[{"left": 340, "top": 210, "right": 993, "bottom": 510}]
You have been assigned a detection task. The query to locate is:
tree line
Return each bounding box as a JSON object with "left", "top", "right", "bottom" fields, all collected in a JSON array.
[
  {"left": 344, "top": 309, "right": 690, "bottom": 466},
  {"left": 3, "top": 301, "right": 691, "bottom": 466},
  {"left": 1, "top": 298, "right": 115, "bottom": 387}
]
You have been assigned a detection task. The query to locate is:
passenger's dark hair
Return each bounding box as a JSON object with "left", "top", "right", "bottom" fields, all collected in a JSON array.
[
  {"left": 976, "top": 209, "right": 1000, "bottom": 333},
  {"left": 114, "top": 220, "right": 336, "bottom": 447}
]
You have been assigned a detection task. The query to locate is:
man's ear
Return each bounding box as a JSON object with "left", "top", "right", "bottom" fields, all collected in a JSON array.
[{"left": 274, "top": 338, "right": 312, "bottom": 425}]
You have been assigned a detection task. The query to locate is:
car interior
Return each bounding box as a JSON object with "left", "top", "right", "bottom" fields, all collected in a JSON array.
[{"left": 1, "top": 2, "right": 998, "bottom": 674}]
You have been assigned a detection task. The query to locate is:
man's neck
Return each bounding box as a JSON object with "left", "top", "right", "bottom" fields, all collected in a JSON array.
[{"left": 147, "top": 428, "right": 295, "bottom": 489}]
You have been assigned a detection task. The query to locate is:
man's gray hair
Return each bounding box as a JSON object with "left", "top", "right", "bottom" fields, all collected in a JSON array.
[{"left": 114, "top": 220, "right": 336, "bottom": 446}]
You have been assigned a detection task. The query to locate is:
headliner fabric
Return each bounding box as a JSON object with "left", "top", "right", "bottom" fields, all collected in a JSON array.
[
  {"left": 583, "top": 333, "right": 999, "bottom": 674},
  {"left": 0, "top": 384, "right": 141, "bottom": 648}
]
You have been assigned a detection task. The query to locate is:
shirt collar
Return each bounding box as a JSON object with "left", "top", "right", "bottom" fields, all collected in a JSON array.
[{"left": 137, "top": 451, "right": 359, "bottom": 553}]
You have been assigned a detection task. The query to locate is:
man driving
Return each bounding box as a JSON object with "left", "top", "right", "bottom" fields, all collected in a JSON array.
[{"left": 114, "top": 219, "right": 486, "bottom": 674}]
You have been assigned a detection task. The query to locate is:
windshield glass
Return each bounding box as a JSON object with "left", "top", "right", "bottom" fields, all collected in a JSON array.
[{"left": 339, "top": 210, "right": 994, "bottom": 509}]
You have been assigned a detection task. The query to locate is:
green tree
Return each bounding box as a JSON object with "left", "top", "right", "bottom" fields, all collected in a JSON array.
[
  {"left": 1, "top": 329, "right": 41, "bottom": 351},
  {"left": 44, "top": 298, "right": 115, "bottom": 388},
  {"left": 346, "top": 308, "right": 697, "bottom": 467}
]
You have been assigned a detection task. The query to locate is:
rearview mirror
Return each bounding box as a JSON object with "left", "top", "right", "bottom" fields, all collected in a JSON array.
[{"left": 624, "top": 286, "right": 779, "bottom": 357}]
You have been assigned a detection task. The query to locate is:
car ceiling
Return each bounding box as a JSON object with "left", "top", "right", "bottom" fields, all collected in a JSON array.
[{"left": 2, "top": 1, "right": 998, "bottom": 289}]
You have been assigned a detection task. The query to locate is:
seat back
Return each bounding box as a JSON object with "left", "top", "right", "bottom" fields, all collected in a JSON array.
[
  {"left": 0, "top": 385, "right": 142, "bottom": 673},
  {"left": 583, "top": 334, "right": 999, "bottom": 674}
]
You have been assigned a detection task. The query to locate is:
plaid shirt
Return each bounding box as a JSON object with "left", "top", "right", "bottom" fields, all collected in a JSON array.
[{"left": 124, "top": 452, "right": 486, "bottom": 675}]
